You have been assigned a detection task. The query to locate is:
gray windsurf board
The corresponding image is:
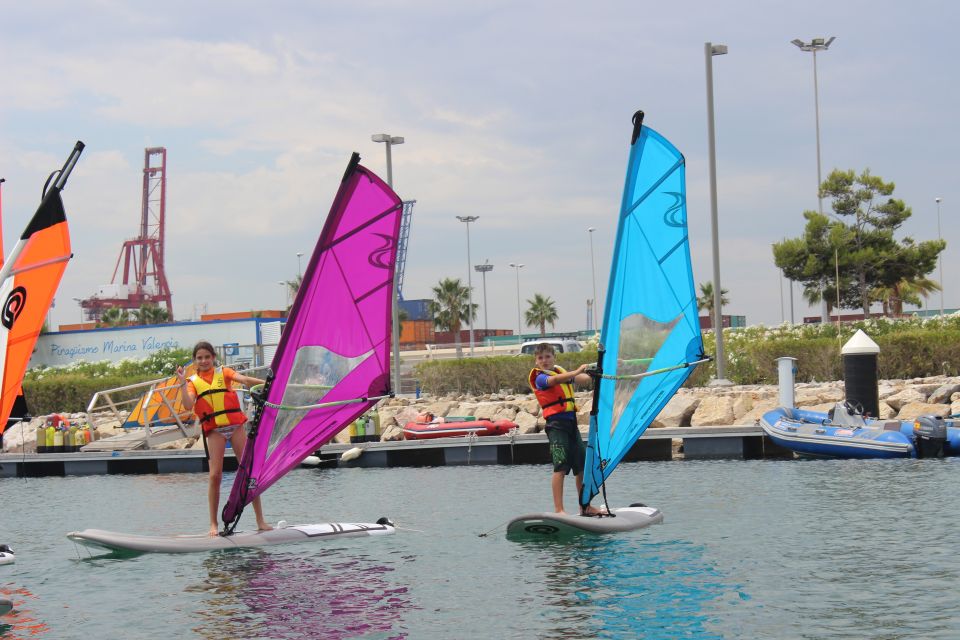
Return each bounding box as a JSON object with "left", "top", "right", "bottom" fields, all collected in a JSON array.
[
  {"left": 67, "top": 520, "right": 395, "bottom": 554},
  {"left": 506, "top": 506, "right": 663, "bottom": 538}
]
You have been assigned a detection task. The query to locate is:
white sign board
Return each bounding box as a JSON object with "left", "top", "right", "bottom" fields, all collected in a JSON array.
[{"left": 31, "top": 319, "right": 271, "bottom": 368}]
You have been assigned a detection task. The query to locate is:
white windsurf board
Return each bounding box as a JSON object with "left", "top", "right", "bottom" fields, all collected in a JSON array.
[
  {"left": 67, "top": 519, "right": 394, "bottom": 554},
  {"left": 506, "top": 506, "right": 663, "bottom": 538}
]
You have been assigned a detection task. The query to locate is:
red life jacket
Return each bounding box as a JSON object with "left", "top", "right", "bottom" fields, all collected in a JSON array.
[
  {"left": 528, "top": 366, "right": 577, "bottom": 418},
  {"left": 190, "top": 367, "right": 245, "bottom": 433}
]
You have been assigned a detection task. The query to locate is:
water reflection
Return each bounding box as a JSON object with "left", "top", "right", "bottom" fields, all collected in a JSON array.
[
  {"left": 186, "top": 548, "right": 414, "bottom": 639},
  {"left": 0, "top": 586, "right": 50, "bottom": 638},
  {"left": 527, "top": 536, "right": 745, "bottom": 639}
]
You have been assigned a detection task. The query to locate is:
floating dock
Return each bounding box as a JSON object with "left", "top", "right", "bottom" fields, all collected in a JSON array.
[{"left": 0, "top": 425, "right": 791, "bottom": 478}]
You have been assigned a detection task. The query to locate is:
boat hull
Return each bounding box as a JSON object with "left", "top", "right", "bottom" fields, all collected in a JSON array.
[{"left": 760, "top": 407, "right": 915, "bottom": 459}]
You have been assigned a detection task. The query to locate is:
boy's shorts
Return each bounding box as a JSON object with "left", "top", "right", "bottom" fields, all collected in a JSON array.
[{"left": 545, "top": 416, "right": 586, "bottom": 475}]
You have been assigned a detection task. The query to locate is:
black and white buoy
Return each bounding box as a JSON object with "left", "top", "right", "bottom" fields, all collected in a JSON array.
[
  {"left": 0, "top": 544, "right": 14, "bottom": 566},
  {"left": 842, "top": 329, "right": 880, "bottom": 417}
]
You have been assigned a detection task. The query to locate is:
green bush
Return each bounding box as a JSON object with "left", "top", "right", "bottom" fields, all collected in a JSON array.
[
  {"left": 23, "top": 374, "right": 157, "bottom": 415},
  {"left": 20, "top": 348, "right": 193, "bottom": 415},
  {"left": 414, "top": 350, "right": 598, "bottom": 395},
  {"left": 414, "top": 318, "right": 960, "bottom": 394}
]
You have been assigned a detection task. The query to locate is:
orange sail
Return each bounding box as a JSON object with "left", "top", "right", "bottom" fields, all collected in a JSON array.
[
  {"left": 0, "top": 142, "right": 84, "bottom": 436},
  {"left": 122, "top": 362, "right": 198, "bottom": 429}
]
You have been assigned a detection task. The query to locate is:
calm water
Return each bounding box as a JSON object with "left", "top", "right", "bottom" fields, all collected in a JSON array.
[{"left": 1, "top": 457, "right": 959, "bottom": 639}]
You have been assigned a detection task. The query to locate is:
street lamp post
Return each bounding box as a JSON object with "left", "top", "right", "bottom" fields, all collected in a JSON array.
[
  {"left": 791, "top": 37, "right": 834, "bottom": 217},
  {"left": 296, "top": 252, "right": 304, "bottom": 280},
  {"left": 372, "top": 133, "right": 405, "bottom": 394},
  {"left": 278, "top": 281, "right": 288, "bottom": 310},
  {"left": 937, "top": 197, "right": 944, "bottom": 316},
  {"left": 474, "top": 260, "right": 493, "bottom": 347},
  {"left": 705, "top": 41, "right": 730, "bottom": 384},
  {"left": 508, "top": 262, "right": 525, "bottom": 345},
  {"left": 588, "top": 227, "right": 598, "bottom": 333},
  {"left": 774, "top": 245, "right": 784, "bottom": 324},
  {"left": 793, "top": 37, "right": 835, "bottom": 322},
  {"left": 456, "top": 215, "right": 479, "bottom": 355}
]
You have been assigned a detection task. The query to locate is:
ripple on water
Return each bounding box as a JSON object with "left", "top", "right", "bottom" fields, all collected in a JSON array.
[{"left": 1, "top": 458, "right": 959, "bottom": 638}]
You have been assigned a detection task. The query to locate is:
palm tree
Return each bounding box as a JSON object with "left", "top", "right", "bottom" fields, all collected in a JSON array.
[
  {"left": 697, "top": 281, "right": 730, "bottom": 315},
  {"left": 395, "top": 307, "right": 409, "bottom": 340},
  {"left": 872, "top": 277, "right": 941, "bottom": 316},
  {"left": 427, "top": 277, "right": 477, "bottom": 354},
  {"left": 284, "top": 274, "right": 303, "bottom": 314},
  {"left": 525, "top": 293, "right": 559, "bottom": 335},
  {"left": 131, "top": 303, "right": 170, "bottom": 326},
  {"left": 100, "top": 306, "right": 129, "bottom": 327}
]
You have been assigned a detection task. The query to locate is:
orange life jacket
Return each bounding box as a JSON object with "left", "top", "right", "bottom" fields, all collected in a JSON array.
[
  {"left": 528, "top": 366, "right": 577, "bottom": 418},
  {"left": 190, "top": 367, "right": 245, "bottom": 433}
]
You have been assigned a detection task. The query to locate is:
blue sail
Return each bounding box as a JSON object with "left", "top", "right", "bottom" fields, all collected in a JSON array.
[{"left": 581, "top": 112, "right": 706, "bottom": 507}]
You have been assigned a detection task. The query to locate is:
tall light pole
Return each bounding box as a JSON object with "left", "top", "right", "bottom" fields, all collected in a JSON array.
[
  {"left": 588, "top": 227, "right": 598, "bottom": 333},
  {"left": 791, "top": 37, "right": 835, "bottom": 216},
  {"left": 790, "top": 278, "right": 795, "bottom": 324},
  {"left": 705, "top": 41, "right": 729, "bottom": 383},
  {"left": 278, "top": 281, "right": 288, "bottom": 310},
  {"left": 296, "top": 252, "right": 304, "bottom": 279},
  {"left": 774, "top": 244, "right": 784, "bottom": 323},
  {"left": 793, "top": 37, "right": 834, "bottom": 323},
  {"left": 456, "top": 215, "right": 479, "bottom": 355},
  {"left": 372, "top": 133, "right": 405, "bottom": 394},
  {"left": 475, "top": 260, "right": 493, "bottom": 346},
  {"left": 509, "top": 262, "right": 525, "bottom": 345},
  {"left": 936, "top": 197, "right": 944, "bottom": 316}
]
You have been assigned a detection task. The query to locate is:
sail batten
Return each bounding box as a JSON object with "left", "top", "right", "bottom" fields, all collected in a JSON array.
[
  {"left": 221, "top": 155, "right": 402, "bottom": 530},
  {"left": 581, "top": 116, "right": 705, "bottom": 508}
]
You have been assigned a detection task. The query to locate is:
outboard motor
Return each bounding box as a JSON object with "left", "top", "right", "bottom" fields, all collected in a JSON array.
[{"left": 912, "top": 416, "right": 947, "bottom": 458}]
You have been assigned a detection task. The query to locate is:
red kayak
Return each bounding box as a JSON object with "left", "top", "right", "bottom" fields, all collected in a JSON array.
[{"left": 402, "top": 419, "right": 519, "bottom": 440}]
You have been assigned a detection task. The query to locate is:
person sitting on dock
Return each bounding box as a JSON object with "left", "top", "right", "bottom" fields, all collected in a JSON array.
[
  {"left": 177, "top": 341, "right": 273, "bottom": 536},
  {"left": 528, "top": 343, "right": 603, "bottom": 517}
]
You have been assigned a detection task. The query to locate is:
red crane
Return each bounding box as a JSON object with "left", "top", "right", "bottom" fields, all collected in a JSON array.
[{"left": 80, "top": 147, "right": 174, "bottom": 322}]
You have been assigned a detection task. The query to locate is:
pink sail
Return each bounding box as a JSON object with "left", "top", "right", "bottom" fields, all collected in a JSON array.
[{"left": 222, "top": 154, "right": 402, "bottom": 530}]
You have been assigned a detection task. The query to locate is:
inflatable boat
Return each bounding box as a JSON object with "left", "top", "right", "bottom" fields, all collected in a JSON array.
[
  {"left": 402, "top": 418, "right": 518, "bottom": 440},
  {"left": 760, "top": 403, "right": 958, "bottom": 459}
]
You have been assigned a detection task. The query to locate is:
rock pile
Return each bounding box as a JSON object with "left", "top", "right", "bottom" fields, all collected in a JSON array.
[{"left": 4, "top": 375, "right": 959, "bottom": 453}]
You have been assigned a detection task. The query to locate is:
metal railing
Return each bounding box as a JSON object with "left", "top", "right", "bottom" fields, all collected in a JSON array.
[{"left": 85, "top": 365, "right": 271, "bottom": 449}]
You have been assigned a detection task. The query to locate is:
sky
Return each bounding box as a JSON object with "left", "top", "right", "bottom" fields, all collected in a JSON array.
[{"left": 1, "top": 1, "right": 957, "bottom": 335}]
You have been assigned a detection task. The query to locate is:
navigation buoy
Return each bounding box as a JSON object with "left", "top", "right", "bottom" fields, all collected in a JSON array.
[
  {"left": 340, "top": 447, "right": 363, "bottom": 462},
  {"left": 0, "top": 544, "right": 15, "bottom": 566}
]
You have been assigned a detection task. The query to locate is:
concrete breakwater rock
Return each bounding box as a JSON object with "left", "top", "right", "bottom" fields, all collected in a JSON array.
[
  {"left": 4, "top": 375, "right": 960, "bottom": 454},
  {"left": 372, "top": 375, "right": 960, "bottom": 441}
]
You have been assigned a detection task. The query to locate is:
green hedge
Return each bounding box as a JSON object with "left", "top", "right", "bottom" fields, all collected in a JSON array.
[
  {"left": 23, "top": 374, "right": 161, "bottom": 415},
  {"left": 20, "top": 348, "right": 192, "bottom": 416},
  {"left": 414, "top": 327, "right": 960, "bottom": 394},
  {"left": 414, "top": 351, "right": 598, "bottom": 396}
]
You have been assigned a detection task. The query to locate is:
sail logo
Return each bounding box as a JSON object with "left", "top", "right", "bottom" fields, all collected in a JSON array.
[
  {"left": 368, "top": 233, "right": 395, "bottom": 269},
  {"left": 662, "top": 192, "right": 685, "bottom": 227},
  {"left": 1, "top": 286, "right": 27, "bottom": 330}
]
